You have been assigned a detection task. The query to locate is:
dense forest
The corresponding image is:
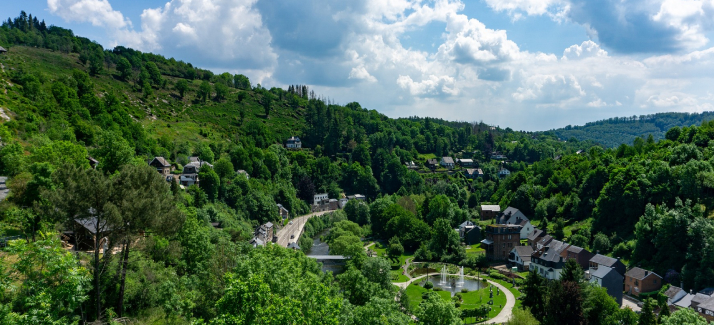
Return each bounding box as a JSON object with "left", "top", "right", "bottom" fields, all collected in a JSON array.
[
  {"left": 550, "top": 112, "right": 714, "bottom": 148},
  {"left": 0, "top": 11, "right": 713, "bottom": 325}
]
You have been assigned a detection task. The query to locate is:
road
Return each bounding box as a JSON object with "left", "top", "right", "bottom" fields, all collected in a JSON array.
[
  {"left": 275, "top": 210, "right": 333, "bottom": 247},
  {"left": 394, "top": 274, "right": 515, "bottom": 324}
]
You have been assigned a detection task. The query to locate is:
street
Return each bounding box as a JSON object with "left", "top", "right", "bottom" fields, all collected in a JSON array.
[{"left": 275, "top": 210, "right": 333, "bottom": 247}]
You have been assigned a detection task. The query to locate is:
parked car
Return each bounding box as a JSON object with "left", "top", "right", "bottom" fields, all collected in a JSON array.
[{"left": 290, "top": 234, "right": 295, "bottom": 239}]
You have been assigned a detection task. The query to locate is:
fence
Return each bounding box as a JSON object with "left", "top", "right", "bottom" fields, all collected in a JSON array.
[{"left": 0, "top": 235, "right": 23, "bottom": 248}]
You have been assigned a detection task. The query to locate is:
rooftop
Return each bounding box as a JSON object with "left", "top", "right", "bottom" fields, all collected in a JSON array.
[{"left": 625, "top": 267, "right": 661, "bottom": 280}]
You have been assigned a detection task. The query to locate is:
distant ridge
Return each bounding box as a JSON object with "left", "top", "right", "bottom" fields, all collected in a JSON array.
[{"left": 548, "top": 112, "right": 714, "bottom": 148}]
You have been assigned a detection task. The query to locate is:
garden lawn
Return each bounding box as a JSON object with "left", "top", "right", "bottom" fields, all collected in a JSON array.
[
  {"left": 460, "top": 285, "right": 507, "bottom": 323},
  {"left": 390, "top": 270, "right": 409, "bottom": 283},
  {"left": 372, "top": 242, "right": 414, "bottom": 266}
]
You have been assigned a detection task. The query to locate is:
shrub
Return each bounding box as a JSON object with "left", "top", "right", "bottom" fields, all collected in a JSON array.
[
  {"left": 461, "top": 288, "right": 469, "bottom": 293},
  {"left": 455, "top": 302, "right": 461, "bottom": 308},
  {"left": 434, "top": 287, "right": 443, "bottom": 291},
  {"left": 424, "top": 281, "right": 433, "bottom": 289}
]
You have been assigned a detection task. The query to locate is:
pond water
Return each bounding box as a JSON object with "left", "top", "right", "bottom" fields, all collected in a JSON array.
[{"left": 421, "top": 275, "right": 487, "bottom": 297}]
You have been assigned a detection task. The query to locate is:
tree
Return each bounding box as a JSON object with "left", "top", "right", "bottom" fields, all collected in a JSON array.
[
  {"left": 93, "top": 131, "right": 134, "bottom": 174},
  {"left": 175, "top": 79, "right": 189, "bottom": 98},
  {"left": 388, "top": 236, "right": 404, "bottom": 261},
  {"left": 583, "top": 285, "right": 619, "bottom": 325},
  {"left": 214, "top": 82, "right": 229, "bottom": 101},
  {"left": 199, "top": 81, "right": 211, "bottom": 102},
  {"left": 560, "top": 258, "right": 584, "bottom": 283},
  {"left": 592, "top": 232, "right": 611, "bottom": 253},
  {"left": 415, "top": 291, "right": 463, "bottom": 325},
  {"left": 553, "top": 218, "right": 565, "bottom": 240},
  {"left": 263, "top": 94, "right": 273, "bottom": 118},
  {"left": 544, "top": 280, "right": 583, "bottom": 325},
  {"left": 199, "top": 165, "right": 220, "bottom": 201},
  {"left": 214, "top": 156, "right": 235, "bottom": 180},
  {"left": 116, "top": 57, "right": 132, "bottom": 80},
  {"left": 523, "top": 270, "right": 546, "bottom": 321},
  {"left": 639, "top": 298, "right": 657, "bottom": 325},
  {"left": 660, "top": 308, "right": 708, "bottom": 325},
  {"left": 195, "top": 143, "right": 215, "bottom": 163},
  {"left": 506, "top": 307, "right": 540, "bottom": 325},
  {"left": 110, "top": 164, "right": 183, "bottom": 317}
]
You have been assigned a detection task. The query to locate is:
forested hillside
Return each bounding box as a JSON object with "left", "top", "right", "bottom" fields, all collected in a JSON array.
[
  {"left": 550, "top": 112, "right": 714, "bottom": 148},
  {"left": 3, "top": 11, "right": 714, "bottom": 325}
]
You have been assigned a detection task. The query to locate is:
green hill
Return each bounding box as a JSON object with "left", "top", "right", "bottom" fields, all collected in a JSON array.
[{"left": 549, "top": 112, "right": 714, "bottom": 147}]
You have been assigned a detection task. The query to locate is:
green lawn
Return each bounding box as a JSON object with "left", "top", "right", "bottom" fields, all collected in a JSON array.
[
  {"left": 371, "top": 242, "right": 414, "bottom": 266},
  {"left": 465, "top": 246, "right": 485, "bottom": 255},
  {"left": 391, "top": 270, "right": 409, "bottom": 283},
  {"left": 486, "top": 276, "right": 523, "bottom": 309},
  {"left": 405, "top": 281, "right": 508, "bottom": 324}
]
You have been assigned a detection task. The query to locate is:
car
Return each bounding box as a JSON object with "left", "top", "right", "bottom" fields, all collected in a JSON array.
[
  {"left": 290, "top": 234, "right": 295, "bottom": 239},
  {"left": 289, "top": 221, "right": 293, "bottom": 225}
]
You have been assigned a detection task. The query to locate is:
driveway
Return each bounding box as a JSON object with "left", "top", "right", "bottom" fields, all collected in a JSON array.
[
  {"left": 622, "top": 295, "right": 642, "bottom": 312},
  {"left": 394, "top": 273, "right": 516, "bottom": 324}
]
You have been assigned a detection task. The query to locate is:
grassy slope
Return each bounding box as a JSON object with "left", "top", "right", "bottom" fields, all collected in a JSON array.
[{"left": 1, "top": 46, "right": 306, "bottom": 146}]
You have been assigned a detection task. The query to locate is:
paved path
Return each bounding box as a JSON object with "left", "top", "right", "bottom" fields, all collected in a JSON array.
[
  {"left": 394, "top": 273, "right": 516, "bottom": 324},
  {"left": 275, "top": 210, "right": 332, "bottom": 247},
  {"left": 622, "top": 295, "right": 642, "bottom": 312}
]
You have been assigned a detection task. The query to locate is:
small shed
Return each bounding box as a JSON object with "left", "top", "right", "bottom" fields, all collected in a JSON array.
[{"left": 0, "top": 46, "right": 7, "bottom": 55}]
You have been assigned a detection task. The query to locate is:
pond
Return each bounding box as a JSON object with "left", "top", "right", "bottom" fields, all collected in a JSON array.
[{"left": 420, "top": 275, "right": 487, "bottom": 297}]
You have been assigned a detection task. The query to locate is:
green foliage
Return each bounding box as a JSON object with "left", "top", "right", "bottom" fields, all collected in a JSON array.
[
  {"left": 639, "top": 298, "right": 657, "bottom": 325},
  {"left": 93, "top": 131, "right": 134, "bottom": 173},
  {"left": 415, "top": 292, "right": 463, "bottom": 325},
  {"left": 388, "top": 236, "right": 404, "bottom": 260},
  {"left": 199, "top": 165, "right": 220, "bottom": 201},
  {"left": 506, "top": 307, "right": 540, "bottom": 325},
  {"left": 660, "top": 308, "right": 708, "bottom": 325},
  {"left": 175, "top": 79, "right": 189, "bottom": 98}
]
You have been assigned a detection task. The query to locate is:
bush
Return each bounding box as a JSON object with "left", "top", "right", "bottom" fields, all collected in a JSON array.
[
  {"left": 455, "top": 292, "right": 463, "bottom": 299},
  {"left": 455, "top": 302, "right": 461, "bottom": 308},
  {"left": 461, "top": 288, "right": 469, "bottom": 293},
  {"left": 424, "top": 281, "right": 433, "bottom": 289},
  {"left": 434, "top": 287, "right": 443, "bottom": 292}
]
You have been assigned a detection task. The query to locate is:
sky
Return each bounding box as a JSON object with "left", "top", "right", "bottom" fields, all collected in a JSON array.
[{"left": 4, "top": 0, "right": 714, "bottom": 131}]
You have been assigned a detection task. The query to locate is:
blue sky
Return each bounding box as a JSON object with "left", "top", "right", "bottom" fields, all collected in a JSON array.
[{"left": 5, "top": 0, "right": 714, "bottom": 131}]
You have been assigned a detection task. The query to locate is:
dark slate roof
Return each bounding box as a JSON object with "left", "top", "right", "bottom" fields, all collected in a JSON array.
[
  {"left": 442, "top": 157, "right": 455, "bottom": 164},
  {"left": 514, "top": 246, "right": 534, "bottom": 262},
  {"left": 534, "top": 240, "right": 569, "bottom": 262},
  {"left": 527, "top": 229, "right": 544, "bottom": 241},
  {"left": 625, "top": 267, "right": 661, "bottom": 280},
  {"left": 75, "top": 217, "right": 111, "bottom": 234},
  {"left": 459, "top": 221, "right": 475, "bottom": 228},
  {"left": 150, "top": 156, "right": 171, "bottom": 167},
  {"left": 538, "top": 235, "right": 553, "bottom": 246},
  {"left": 287, "top": 136, "right": 301, "bottom": 142},
  {"left": 700, "top": 287, "right": 714, "bottom": 296},
  {"left": 427, "top": 159, "right": 438, "bottom": 164},
  {"left": 497, "top": 207, "right": 529, "bottom": 225},
  {"left": 591, "top": 265, "right": 621, "bottom": 280},
  {"left": 664, "top": 286, "right": 684, "bottom": 300},
  {"left": 567, "top": 245, "right": 584, "bottom": 254},
  {"left": 590, "top": 254, "right": 619, "bottom": 268}
]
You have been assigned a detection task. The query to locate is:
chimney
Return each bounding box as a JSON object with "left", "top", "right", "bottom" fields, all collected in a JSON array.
[{"left": 645, "top": 271, "right": 649, "bottom": 276}]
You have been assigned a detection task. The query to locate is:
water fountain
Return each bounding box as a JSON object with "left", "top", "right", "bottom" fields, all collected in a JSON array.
[
  {"left": 456, "top": 266, "right": 465, "bottom": 287},
  {"left": 440, "top": 265, "right": 447, "bottom": 285}
]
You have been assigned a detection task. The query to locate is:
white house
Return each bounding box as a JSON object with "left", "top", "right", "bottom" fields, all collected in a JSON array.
[
  {"left": 509, "top": 246, "right": 534, "bottom": 271},
  {"left": 441, "top": 157, "right": 455, "bottom": 169},
  {"left": 496, "top": 207, "right": 533, "bottom": 239},
  {"left": 313, "top": 193, "right": 328, "bottom": 205},
  {"left": 286, "top": 136, "right": 302, "bottom": 149}
]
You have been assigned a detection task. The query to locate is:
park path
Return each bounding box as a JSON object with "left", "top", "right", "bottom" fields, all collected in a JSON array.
[{"left": 393, "top": 273, "right": 515, "bottom": 324}]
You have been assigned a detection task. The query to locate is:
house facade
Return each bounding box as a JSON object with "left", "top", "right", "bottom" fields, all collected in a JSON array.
[
  {"left": 509, "top": 246, "right": 534, "bottom": 271},
  {"left": 149, "top": 157, "right": 172, "bottom": 176},
  {"left": 527, "top": 229, "right": 546, "bottom": 249},
  {"left": 496, "top": 207, "right": 533, "bottom": 239},
  {"left": 689, "top": 288, "right": 714, "bottom": 321},
  {"left": 441, "top": 157, "right": 455, "bottom": 169},
  {"left": 564, "top": 245, "right": 595, "bottom": 270},
  {"left": 313, "top": 193, "right": 329, "bottom": 205},
  {"left": 530, "top": 239, "right": 570, "bottom": 280},
  {"left": 277, "top": 204, "right": 289, "bottom": 220},
  {"left": 427, "top": 159, "right": 438, "bottom": 169},
  {"left": 589, "top": 254, "right": 626, "bottom": 277},
  {"left": 481, "top": 224, "right": 521, "bottom": 261},
  {"left": 624, "top": 267, "right": 662, "bottom": 296},
  {"left": 286, "top": 136, "right": 302, "bottom": 149},
  {"left": 589, "top": 266, "right": 624, "bottom": 305},
  {"left": 481, "top": 205, "right": 501, "bottom": 220},
  {"left": 251, "top": 222, "right": 274, "bottom": 247},
  {"left": 498, "top": 168, "right": 511, "bottom": 178},
  {"left": 465, "top": 168, "right": 484, "bottom": 179}
]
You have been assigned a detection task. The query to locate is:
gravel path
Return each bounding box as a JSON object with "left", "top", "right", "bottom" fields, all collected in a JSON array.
[{"left": 394, "top": 273, "right": 516, "bottom": 324}]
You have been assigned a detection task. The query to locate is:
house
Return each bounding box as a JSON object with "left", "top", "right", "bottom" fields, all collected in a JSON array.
[
  {"left": 313, "top": 193, "right": 329, "bottom": 205},
  {"left": 458, "top": 221, "right": 475, "bottom": 234},
  {"left": 252, "top": 222, "right": 275, "bottom": 247},
  {"left": 690, "top": 288, "right": 714, "bottom": 321},
  {"left": 189, "top": 156, "right": 200, "bottom": 163},
  {"left": 328, "top": 199, "right": 340, "bottom": 210},
  {"left": 339, "top": 198, "right": 349, "bottom": 209},
  {"left": 496, "top": 207, "right": 533, "bottom": 239},
  {"left": 0, "top": 46, "right": 7, "bottom": 54},
  {"left": 427, "top": 159, "right": 439, "bottom": 169},
  {"left": 277, "top": 204, "right": 289, "bottom": 220},
  {"left": 589, "top": 254, "right": 626, "bottom": 277},
  {"left": 346, "top": 194, "right": 366, "bottom": 201},
  {"left": 87, "top": 156, "right": 99, "bottom": 169},
  {"left": 624, "top": 267, "right": 662, "bottom": 296},
  {"left": 529, "top": 239, "right": 570, "bottom": 280},
  {"left": 536, "top": 235, "right": 554, "bottom": 250},
  {"left": 563, "top": 245, "right": 594, "bottom": 270},
  {"left": 286, "top": 136, "right": 302, "bottom": 149},
  {"left": 405, "top": 161, "right": 418, "bottom": 169},
  {"left": 458, "top": 158, "right": 475, "bottom": 167},
  {"left": 180, "top": 161, "right": 210, "bottom": 187},
  {"left": 490, "top": 152, "right": 507, "bottom": 160},
  {"left": 509, "top": 246, "right": 534, "bottom": 271},
  {"left": 458, "top": 221, "right": 482, "bottom": 245},
  {"left": 465, "top": 168, "right": 484, "bottom": 179},
  {"left": 589, "top": 266, "right": 624, "bottom": 305},
  {"left": 440, "top": 157, "right": 455, "bottom": 169},
  {"left": 481, "top": 205, "right": 501, "bottom": 220},
  {"left": 149, "top": 157, "right": 172, "bottom": 176},
  {"left": 498, "top": 168, "right": 511, "bottom": 178},
  {"left": 664, "top": 286, "right": 688, "bottom": 306},
  {"left": 527, "top": 229, "right": 546, "bottom": 249},
  {"left": 72, "top": 217, "right": 112, "bottom": 251},
  {"left": 481, "top": 224, "right": 521, "bottom": 261}
]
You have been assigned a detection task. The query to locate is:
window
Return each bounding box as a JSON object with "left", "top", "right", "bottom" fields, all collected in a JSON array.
[
  {"left": 508, "top": 235, "right": 512, "bottom": 239},
  {"left": 654, "top": 279, "right": 657, "bottom": 284}
]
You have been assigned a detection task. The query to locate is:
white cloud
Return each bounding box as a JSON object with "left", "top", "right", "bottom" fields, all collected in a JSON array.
[
  {"left": 436, "top": 14, "right": 521, "bottom": 64},
  {"left": 47, "top": 0, "right": 130, "bottom": 29},
  {"left": 482, "top": 0, "right": 568, "bottom": 17},
  {"left": 562, "top": 40, "right": 607, "bottom": 60},
  {"left": 349, "top": 66, "right": 377, "bottom": 82}
]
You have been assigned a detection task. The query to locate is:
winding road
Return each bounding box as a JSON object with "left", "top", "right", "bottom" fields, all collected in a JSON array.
[
  {"left": 275, "top": 210, "right": 333, "bottom": 247},
  {"left": 394, "top": 273, "right": 516, "bottom": 324}
]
